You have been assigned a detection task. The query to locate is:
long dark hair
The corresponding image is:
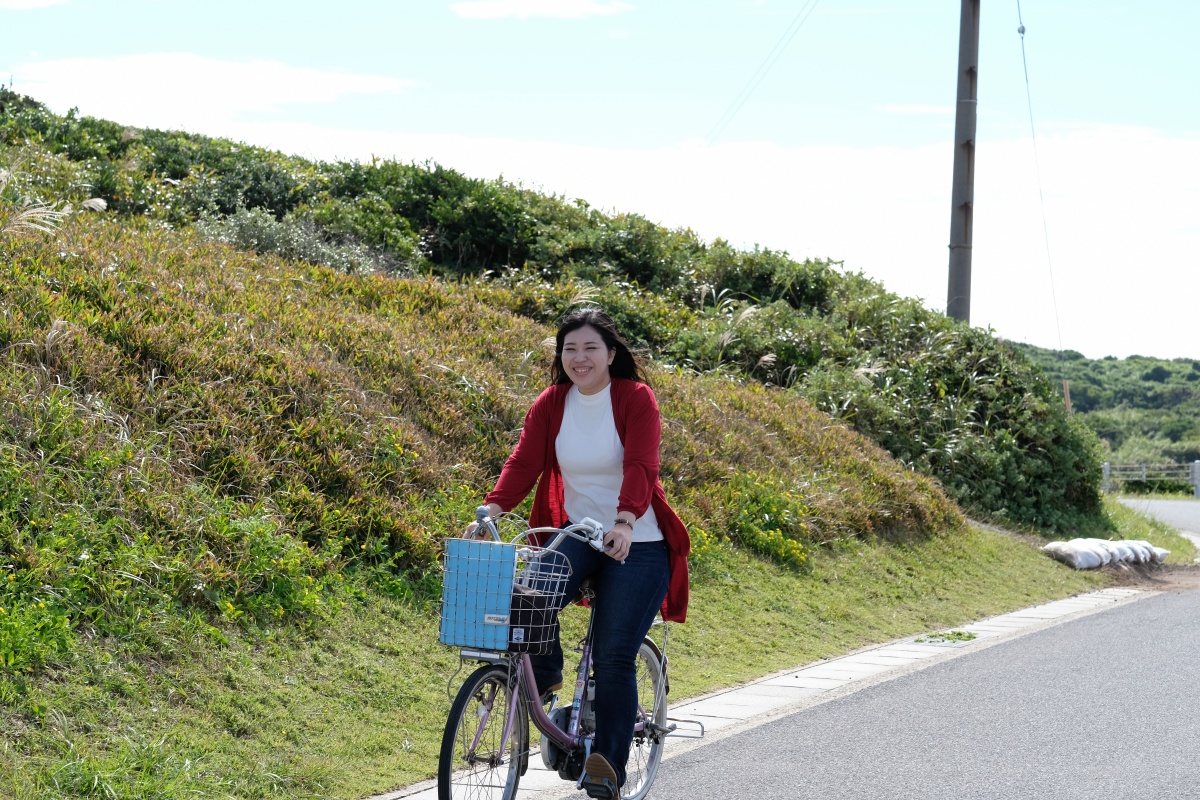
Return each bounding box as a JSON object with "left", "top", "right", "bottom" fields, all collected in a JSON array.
[{"left": 551, "top": 308, "right": 650, "bottom": 386}]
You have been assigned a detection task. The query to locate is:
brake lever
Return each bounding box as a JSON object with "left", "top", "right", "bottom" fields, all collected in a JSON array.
[{"left": 577, "top": 517, "right": 624, "bottom": 563}]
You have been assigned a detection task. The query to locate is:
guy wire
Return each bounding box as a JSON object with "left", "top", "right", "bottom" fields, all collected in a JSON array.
[{"left": 1016, "top": 0, "right": 1065, "bottom": 354}]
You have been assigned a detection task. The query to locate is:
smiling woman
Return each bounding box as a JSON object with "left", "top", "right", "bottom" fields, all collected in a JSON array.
[{"left": 474, "top": 306, "right": 690, "bottom": 794}]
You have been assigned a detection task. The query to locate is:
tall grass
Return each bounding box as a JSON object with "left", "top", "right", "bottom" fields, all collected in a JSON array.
[{"left": 0, "top": 161, "right": 68, "bottom": 236}]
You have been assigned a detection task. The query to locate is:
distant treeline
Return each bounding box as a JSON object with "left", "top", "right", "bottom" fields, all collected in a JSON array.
[{"left": 1016, "top": 345, "right": 1200, "bottom": 465}]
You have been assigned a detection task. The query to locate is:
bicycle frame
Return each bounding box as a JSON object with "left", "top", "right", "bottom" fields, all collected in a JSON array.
[
  {"left": 464, "top": 604, "right": 599, "bottom": 759},
  {"left": 521, "top": 636, "right": 593, "bottom": 752},
  {"left": 465, "top": 624, "right": 666, "bottom": 771}
]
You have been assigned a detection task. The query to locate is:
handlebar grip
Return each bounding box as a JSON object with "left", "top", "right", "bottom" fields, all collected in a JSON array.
[{"left": 576, "top": 517, "right": 608, "bottom": 551}]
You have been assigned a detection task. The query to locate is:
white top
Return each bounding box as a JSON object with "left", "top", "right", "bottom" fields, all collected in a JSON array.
[{"left": 555, "top": 384, "right": 663, "bottom": 542}]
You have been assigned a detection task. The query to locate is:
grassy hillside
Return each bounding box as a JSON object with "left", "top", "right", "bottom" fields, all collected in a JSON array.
[
  {"left": 0, "top": 88, "right": 1108, "bottom": 533},
  {"left": 0, "top": 212, "right": 959, "bottom": 613},
  {"left": 1017, "top": 344, "right": 1200, "bottom": 471}
]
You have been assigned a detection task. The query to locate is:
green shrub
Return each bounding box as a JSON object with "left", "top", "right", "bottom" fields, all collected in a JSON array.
[
  {"left": 690, "top": 239, "right": 835, "bottom": 311},
  {"left": 301, "top": 192, "right": 422, "bottom": 266},
  {"left": 801, "top": 324, "right": 1105, "bottom": 531},
  {"left": 718, "top": 474, "right": 811, "bottom": 570},
  {"left": 137, "top": 130, "right": 321, "bottom": 220},
  {"left": 1019, "top": 344, "right": 1200, "bottom": 466}
]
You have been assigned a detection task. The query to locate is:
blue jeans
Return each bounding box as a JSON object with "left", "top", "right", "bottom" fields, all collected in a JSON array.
[{"left": 531, "top": 537, "right": 670, "bottom": 788}]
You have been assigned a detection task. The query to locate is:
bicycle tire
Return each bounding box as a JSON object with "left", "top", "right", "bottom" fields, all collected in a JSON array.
[
  {"left": 438, "top": 663, "right": 529, "bottom": 800},
  {"left": 621, "top": 639, "right": 667, "bottom": 800}
]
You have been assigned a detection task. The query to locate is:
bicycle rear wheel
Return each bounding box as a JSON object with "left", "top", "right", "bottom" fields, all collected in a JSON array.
[
  {"left": 622, "top": 639, "right": 667, "bottom": 800},
  {"left": 438, "top": 663, "right": 529, "bottom": 800}
]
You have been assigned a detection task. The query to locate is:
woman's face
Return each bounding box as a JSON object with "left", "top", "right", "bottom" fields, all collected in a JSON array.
[{"left": 560, "top": 324, "right": 614, "bottom": 395}]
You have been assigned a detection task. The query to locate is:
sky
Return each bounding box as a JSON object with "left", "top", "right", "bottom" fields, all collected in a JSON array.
[{"left": 3, "top": 0, "right": 1197, "bottom": 360}]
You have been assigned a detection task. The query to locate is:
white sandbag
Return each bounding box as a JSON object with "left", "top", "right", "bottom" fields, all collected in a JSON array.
[
  {"left": 1043, "top": 538, "right": 1169, "bottom": 569},
  {"left": 1042, "top": 540, "right": 1102, "bottom": 570},
  {"left": 1080, "top": 539, "right": 1114, "bottom": 566},
  {"left": 1041, "top": 541, "right": 1070, "bottom": 562},
  {"left": 1124, "top": 541, "right": 1152, "bottom": 563},
  {"left": 1074, "top": 539, "right": 1108, "bottom": 567},
  {"left": 1099, "top": 537, "right": 1128, "bottom": 563},
  {"left": 1126, "top": 540, "right": 1157, "bottom": 563},
  {"left": 1071, "top": 547, "right": 1103, "bottom": 570},
  {"left": 1041, "top": 541, "right": 1071, "bottom": 567}
]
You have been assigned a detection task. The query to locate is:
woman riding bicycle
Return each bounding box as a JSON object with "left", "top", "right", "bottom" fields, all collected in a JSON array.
[{"left": 469, "top": 308, "right": 690, "bottom": 799}]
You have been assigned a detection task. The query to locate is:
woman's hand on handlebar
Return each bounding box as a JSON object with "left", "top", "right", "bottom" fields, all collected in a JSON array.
[
  {"left": 603, "top": 522, "right": 632, "bottom": 562},
  {"left": 463, "top": 503, "right": 503, "bottom": 539}
]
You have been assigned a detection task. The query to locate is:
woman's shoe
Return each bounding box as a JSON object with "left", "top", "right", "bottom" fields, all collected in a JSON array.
[
  {"left": 538, "top": 680, "right": 564, "bottom": 704},
  {"left": 582, "top": 752, "right": 620, "bottom": 799}
]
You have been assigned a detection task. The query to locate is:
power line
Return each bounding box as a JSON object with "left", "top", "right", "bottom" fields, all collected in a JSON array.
[
  {"left": 705, "top": 0, "right": 821, "bottom": 146},
  {"left": 1016, "top": 0, "right": 1065, "bottom": 353}
]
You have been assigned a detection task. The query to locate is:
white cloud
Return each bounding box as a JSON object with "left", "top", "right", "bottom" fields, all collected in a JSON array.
[
  {"left": 451, "top": 0, "right": 632, "bottom": 20},
  {"left": 8, "top": 53, "right": 412, "bottom": 131},
  {"left": 968, "top": 127, "right": 1200, "bottom": 359},
  {"left": 0, "top": 0, "right": 67, "bottom": 8}
]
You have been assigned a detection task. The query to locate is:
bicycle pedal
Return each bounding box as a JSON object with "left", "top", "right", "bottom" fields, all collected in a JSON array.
[
  {"left": 580, "top": 777, "right": 619, "bottom": 800},
  {"left": 582, "top": 752, "right": 620, "bottom": 799},
  {"left": 581, "top": 776, "right": 618, "bottom": 800}
]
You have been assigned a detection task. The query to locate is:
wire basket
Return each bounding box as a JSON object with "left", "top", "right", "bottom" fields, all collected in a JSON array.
[{"left": 440, "top": 538, "right": 572, "bottom": 654}]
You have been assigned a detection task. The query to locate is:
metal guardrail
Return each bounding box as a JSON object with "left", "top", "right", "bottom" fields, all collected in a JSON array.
[{"left": 1102, "top": 461, "right": 1200, "bottom": 498}]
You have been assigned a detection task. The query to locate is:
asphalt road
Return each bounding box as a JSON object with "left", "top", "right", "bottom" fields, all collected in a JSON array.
[
  {"left": 640, "top": 589, "right": 1200, "bottom": 800},
  {"left": 1119, "top": 497, "right": 1200, "bottom": 535},
  {"left": 502, "top": 500, "right": 1200, "bottom": 800}
]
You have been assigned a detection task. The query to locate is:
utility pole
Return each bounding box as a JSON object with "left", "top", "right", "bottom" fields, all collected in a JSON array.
[{"left": 947, "top": 0, "right": 980, "bottom": 323}]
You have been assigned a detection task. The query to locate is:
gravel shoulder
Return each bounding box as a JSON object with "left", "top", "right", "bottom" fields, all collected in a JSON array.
[{"left": 1106, "top": 561, "right": 1200, "bottom": 592}]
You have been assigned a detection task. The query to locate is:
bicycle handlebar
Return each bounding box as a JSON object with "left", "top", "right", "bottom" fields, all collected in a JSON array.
[{"left": 471, "top": 506, "right": 613, "bottom": 557}]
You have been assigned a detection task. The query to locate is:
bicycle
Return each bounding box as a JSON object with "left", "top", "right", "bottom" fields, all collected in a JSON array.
[{"left": 437, "top": 507, "right": 687, "bottom": 800}]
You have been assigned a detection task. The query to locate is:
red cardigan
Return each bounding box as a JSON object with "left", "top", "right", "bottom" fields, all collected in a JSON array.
[{"left": 486, "top": 379, "right": 690, "bottom": 622}]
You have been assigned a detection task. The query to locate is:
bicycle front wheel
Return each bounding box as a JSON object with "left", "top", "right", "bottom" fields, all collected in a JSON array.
[
  {"left": 438, "top": 663, "right": 529, "bottom": 800},
  {"left": 622, "top": 639, "right": 667, "bottom": 800}
]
